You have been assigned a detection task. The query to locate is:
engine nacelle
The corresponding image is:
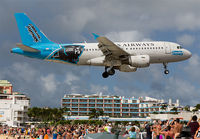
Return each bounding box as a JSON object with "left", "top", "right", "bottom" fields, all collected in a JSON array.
[
  {"left": 87, "top": 57, "right": 104, "bottom": 66},
  {"left": 129, "top": 55, "right": 150, "bottom": 68},
  {"left": 119, "top": 64, "right": 137, "bottom": 72}
]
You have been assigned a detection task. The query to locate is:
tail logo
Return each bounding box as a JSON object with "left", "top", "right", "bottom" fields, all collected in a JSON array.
[{"left": 26, "top": 24, "right": 41, "bottom": 42}]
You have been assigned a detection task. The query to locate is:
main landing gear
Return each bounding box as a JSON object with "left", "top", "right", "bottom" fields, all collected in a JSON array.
[
  {"left": 102, "top": 67, "right": 115, "bottom": 78},
  {"left": 163, "top": 63, "right": 169, "bottom": 74}
]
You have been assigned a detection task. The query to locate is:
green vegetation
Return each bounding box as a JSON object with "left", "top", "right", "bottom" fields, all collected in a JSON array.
[
  {"left": 170, "top": 107, "right": 178, "bottom": 114},
  {"left": 184, "top": 105, "right": 190, "bottom": 111},
  {"left": 88, "top": 108, "right": 104, "bottom": 119},
  {"left": 160, "top": 104, "right": 168, "bottom": 110},
  {"left": 27, "top": 107, "right": 105, "bottom": 126},
  {"left": 27, "top": 107, "right": 68, "bottom": 125}
]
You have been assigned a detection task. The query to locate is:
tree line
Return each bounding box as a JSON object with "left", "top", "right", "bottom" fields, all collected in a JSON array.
[
  {"left": 27, "top": 107, "right": 69, "bottom": 125},
  {"left": 27, "top": 107, "right": 105, "bottom": 124}
]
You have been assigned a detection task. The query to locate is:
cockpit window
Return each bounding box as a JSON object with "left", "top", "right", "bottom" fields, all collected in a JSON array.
[{"left": 177, "top": 46, "right": 182, "bottom": 49}]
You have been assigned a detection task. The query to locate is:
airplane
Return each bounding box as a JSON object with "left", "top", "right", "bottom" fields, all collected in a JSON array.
[{"left": 11, "top": 13, "right": 192, "bottom": 78}]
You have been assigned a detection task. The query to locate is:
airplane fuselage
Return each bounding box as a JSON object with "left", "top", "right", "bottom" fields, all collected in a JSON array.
[{"left": 12, "top": 41, "right": 191, "bottom": 67}]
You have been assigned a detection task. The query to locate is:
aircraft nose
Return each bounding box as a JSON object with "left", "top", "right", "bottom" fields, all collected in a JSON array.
[{"left": 185, "top": 49, "right": 192, "bottom": 59}]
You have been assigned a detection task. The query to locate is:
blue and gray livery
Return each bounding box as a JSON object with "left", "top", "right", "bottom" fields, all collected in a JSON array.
[{"left": 11, "top": 13, "right": 84, "bottom": 64}]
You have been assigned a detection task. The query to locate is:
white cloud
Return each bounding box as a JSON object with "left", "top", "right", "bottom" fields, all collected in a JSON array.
[
  {"left": 90, "top": 84, "right": 109, "bottom": 94},
  {"left": 175, "top": 13, "right": 200, "bottom": 31},
  {"left": 64, "top": 72, "right": 80, "bottom": 86},
  {"left": 184, "top": 54, "right": 200, "bottom": 81},
  {"left": 3, "top": 62, "right": 38, "bottom": 83},
  {"left": 164, "top": 77, "right": 198, "bottom": 105},
  {"left": 40, "top": 74, "right": 58, "bottom": 93},
  {"left": 105, "top": 30, "right": 149, "bottom": 42},
  {"left": 177, "top": 34, "right": 195, "bottom": 47},
  {"left": 58, "top": 8, "right": 95, "bottom": 32}
]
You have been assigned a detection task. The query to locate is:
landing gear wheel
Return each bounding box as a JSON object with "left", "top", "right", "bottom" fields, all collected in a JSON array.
[
  {"left": 163, "top": 63, "right": 169, "bottom": 75},
  {"left": 108, "top": 68, "right": 115, "bottom": 76},
  {"left": 164, "top": 70, "right": 169, "bottom": 74},
  {"left": 102, "top": 72, "right": 109, "bottom": 78}
]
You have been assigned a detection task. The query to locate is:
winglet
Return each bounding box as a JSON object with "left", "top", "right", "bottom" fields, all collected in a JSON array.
[{"left": 92, "top": 33, "right": 100, "bottom": 40}]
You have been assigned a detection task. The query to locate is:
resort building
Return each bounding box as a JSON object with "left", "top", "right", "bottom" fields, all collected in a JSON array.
[
  {"left": 61, "top": 94, "right": 178, "bottom": 118},
  {"left": 0, "top": 80, "right": 12, "bottom": 94},
  {"left": 0, "top": 80, "right": 30, "bottom": 127}
]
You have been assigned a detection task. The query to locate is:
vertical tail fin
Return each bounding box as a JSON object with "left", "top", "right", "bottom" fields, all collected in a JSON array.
[{"left": 15, "top": 13, "right": 54, "bottom": 46}]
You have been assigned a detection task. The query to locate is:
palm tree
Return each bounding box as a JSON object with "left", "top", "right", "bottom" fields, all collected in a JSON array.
[
  {"left": 98, "top": 109, "right": 104, "bottom": 116},
  {"left": 184, "top": 105, "right": 190, "bottom": 111},
  {"left": 195, "top": 104, "right": 200, "bottom": 110},
  {"left": 160, "top": 104, "right": 168, "bottom": 111},
  {"left": 98, "top": 109, "right": 104, "bottom": 119},
  {"left": 27, "top": 107, "right": 67, "bottom": 124},
  {"left": 27, "top": 107, "right": 41, "bottom": 121},
  {"left": 89, "top": 109, "right": 99, "bottom": 119},
  {"left": 170, "top": 107, "right": 178, "bottom": 114}
]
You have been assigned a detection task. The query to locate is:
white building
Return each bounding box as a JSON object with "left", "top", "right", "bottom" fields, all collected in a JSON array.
[
  {"left": 0, "top": 80, "right": 30, "bottom": 127},
  {"left": 0, "top": 92, "right": 30, "bottom": 127}
]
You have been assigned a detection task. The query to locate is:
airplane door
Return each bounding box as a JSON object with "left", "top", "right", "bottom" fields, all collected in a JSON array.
[{"left": 165, "top": 43, "right": 171, "bottom": 54}]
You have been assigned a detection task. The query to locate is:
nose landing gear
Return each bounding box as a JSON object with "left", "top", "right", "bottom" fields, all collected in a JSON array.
[
  {"left": 163, "top": 63, "right": 169, "bottom": 74},
  {"left": 102, "top": 67, "right": 115, "bottom": 78}
]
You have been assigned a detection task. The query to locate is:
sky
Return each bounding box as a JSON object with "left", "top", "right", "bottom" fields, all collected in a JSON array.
[{"left": 0, "top": 0, "right": 200, "bottom": 107}]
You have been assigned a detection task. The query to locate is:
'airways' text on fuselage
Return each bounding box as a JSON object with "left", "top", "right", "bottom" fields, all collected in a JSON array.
[{"left": 117, "top": 43, "right": 155, "bottom": 47}]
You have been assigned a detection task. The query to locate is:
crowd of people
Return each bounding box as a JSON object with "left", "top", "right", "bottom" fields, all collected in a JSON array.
[
  {"left": 0, "top": 115, "right": 200, "bottom": 139},
  {"left": 143, "top": 115, "right": 200, "bottom": 139}
]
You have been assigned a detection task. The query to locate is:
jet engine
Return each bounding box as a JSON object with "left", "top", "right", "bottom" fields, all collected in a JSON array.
[
  {"left": 129, "top": 55, "right": 150, "bottom": 68},
  {"left": 119, "top": 64, "right": 137, "bottom": 72},
  {"left": 87, "top": 57, "right": 104, "bottom": 66}
]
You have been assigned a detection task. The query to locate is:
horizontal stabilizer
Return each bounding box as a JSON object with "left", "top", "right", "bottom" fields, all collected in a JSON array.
[{"left": 16, "top": 43, "right": 40, "bottom": 52}]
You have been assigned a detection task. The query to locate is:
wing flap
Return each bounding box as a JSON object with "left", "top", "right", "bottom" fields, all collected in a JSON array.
[
  {"left": 95, "top": 36, "right": 129, "bottom": 57},
  {"left": 16, "top": 43, "right": 40, "bottom": 52}
]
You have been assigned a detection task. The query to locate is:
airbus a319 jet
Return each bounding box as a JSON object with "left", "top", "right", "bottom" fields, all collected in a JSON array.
[{"left": 11, "top": 13, "right": 192, "bottom": 78}]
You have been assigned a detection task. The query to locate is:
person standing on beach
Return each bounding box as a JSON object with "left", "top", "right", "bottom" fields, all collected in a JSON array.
[
  {"left": 129, "top": 127, "right": 137, "bottom": 139},
  {"left": 152, "top": 120, "right": 162, "bottom": 139},
  {"left": 187, "top": 115, "right": 199, "bottom": 138},
  {"left": 171, "top": 118, "right": 183, "bottom": 139},
  {"left": 160, "top": 125, "right": 174, "bottom": 139},
  {"left": 144, "top": 122, "right": 152, "bottom": 139},
  {"left": 194, "top": 119, "right": 200, "bottom": 139}
]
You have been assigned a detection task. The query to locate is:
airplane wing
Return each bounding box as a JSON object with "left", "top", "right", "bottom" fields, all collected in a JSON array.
[
  {"left": 93, "top": 33, "right": 129, "bottom": 59},
  {"left": 16, "top": 43, "right": 40, "bottom": 52}
]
